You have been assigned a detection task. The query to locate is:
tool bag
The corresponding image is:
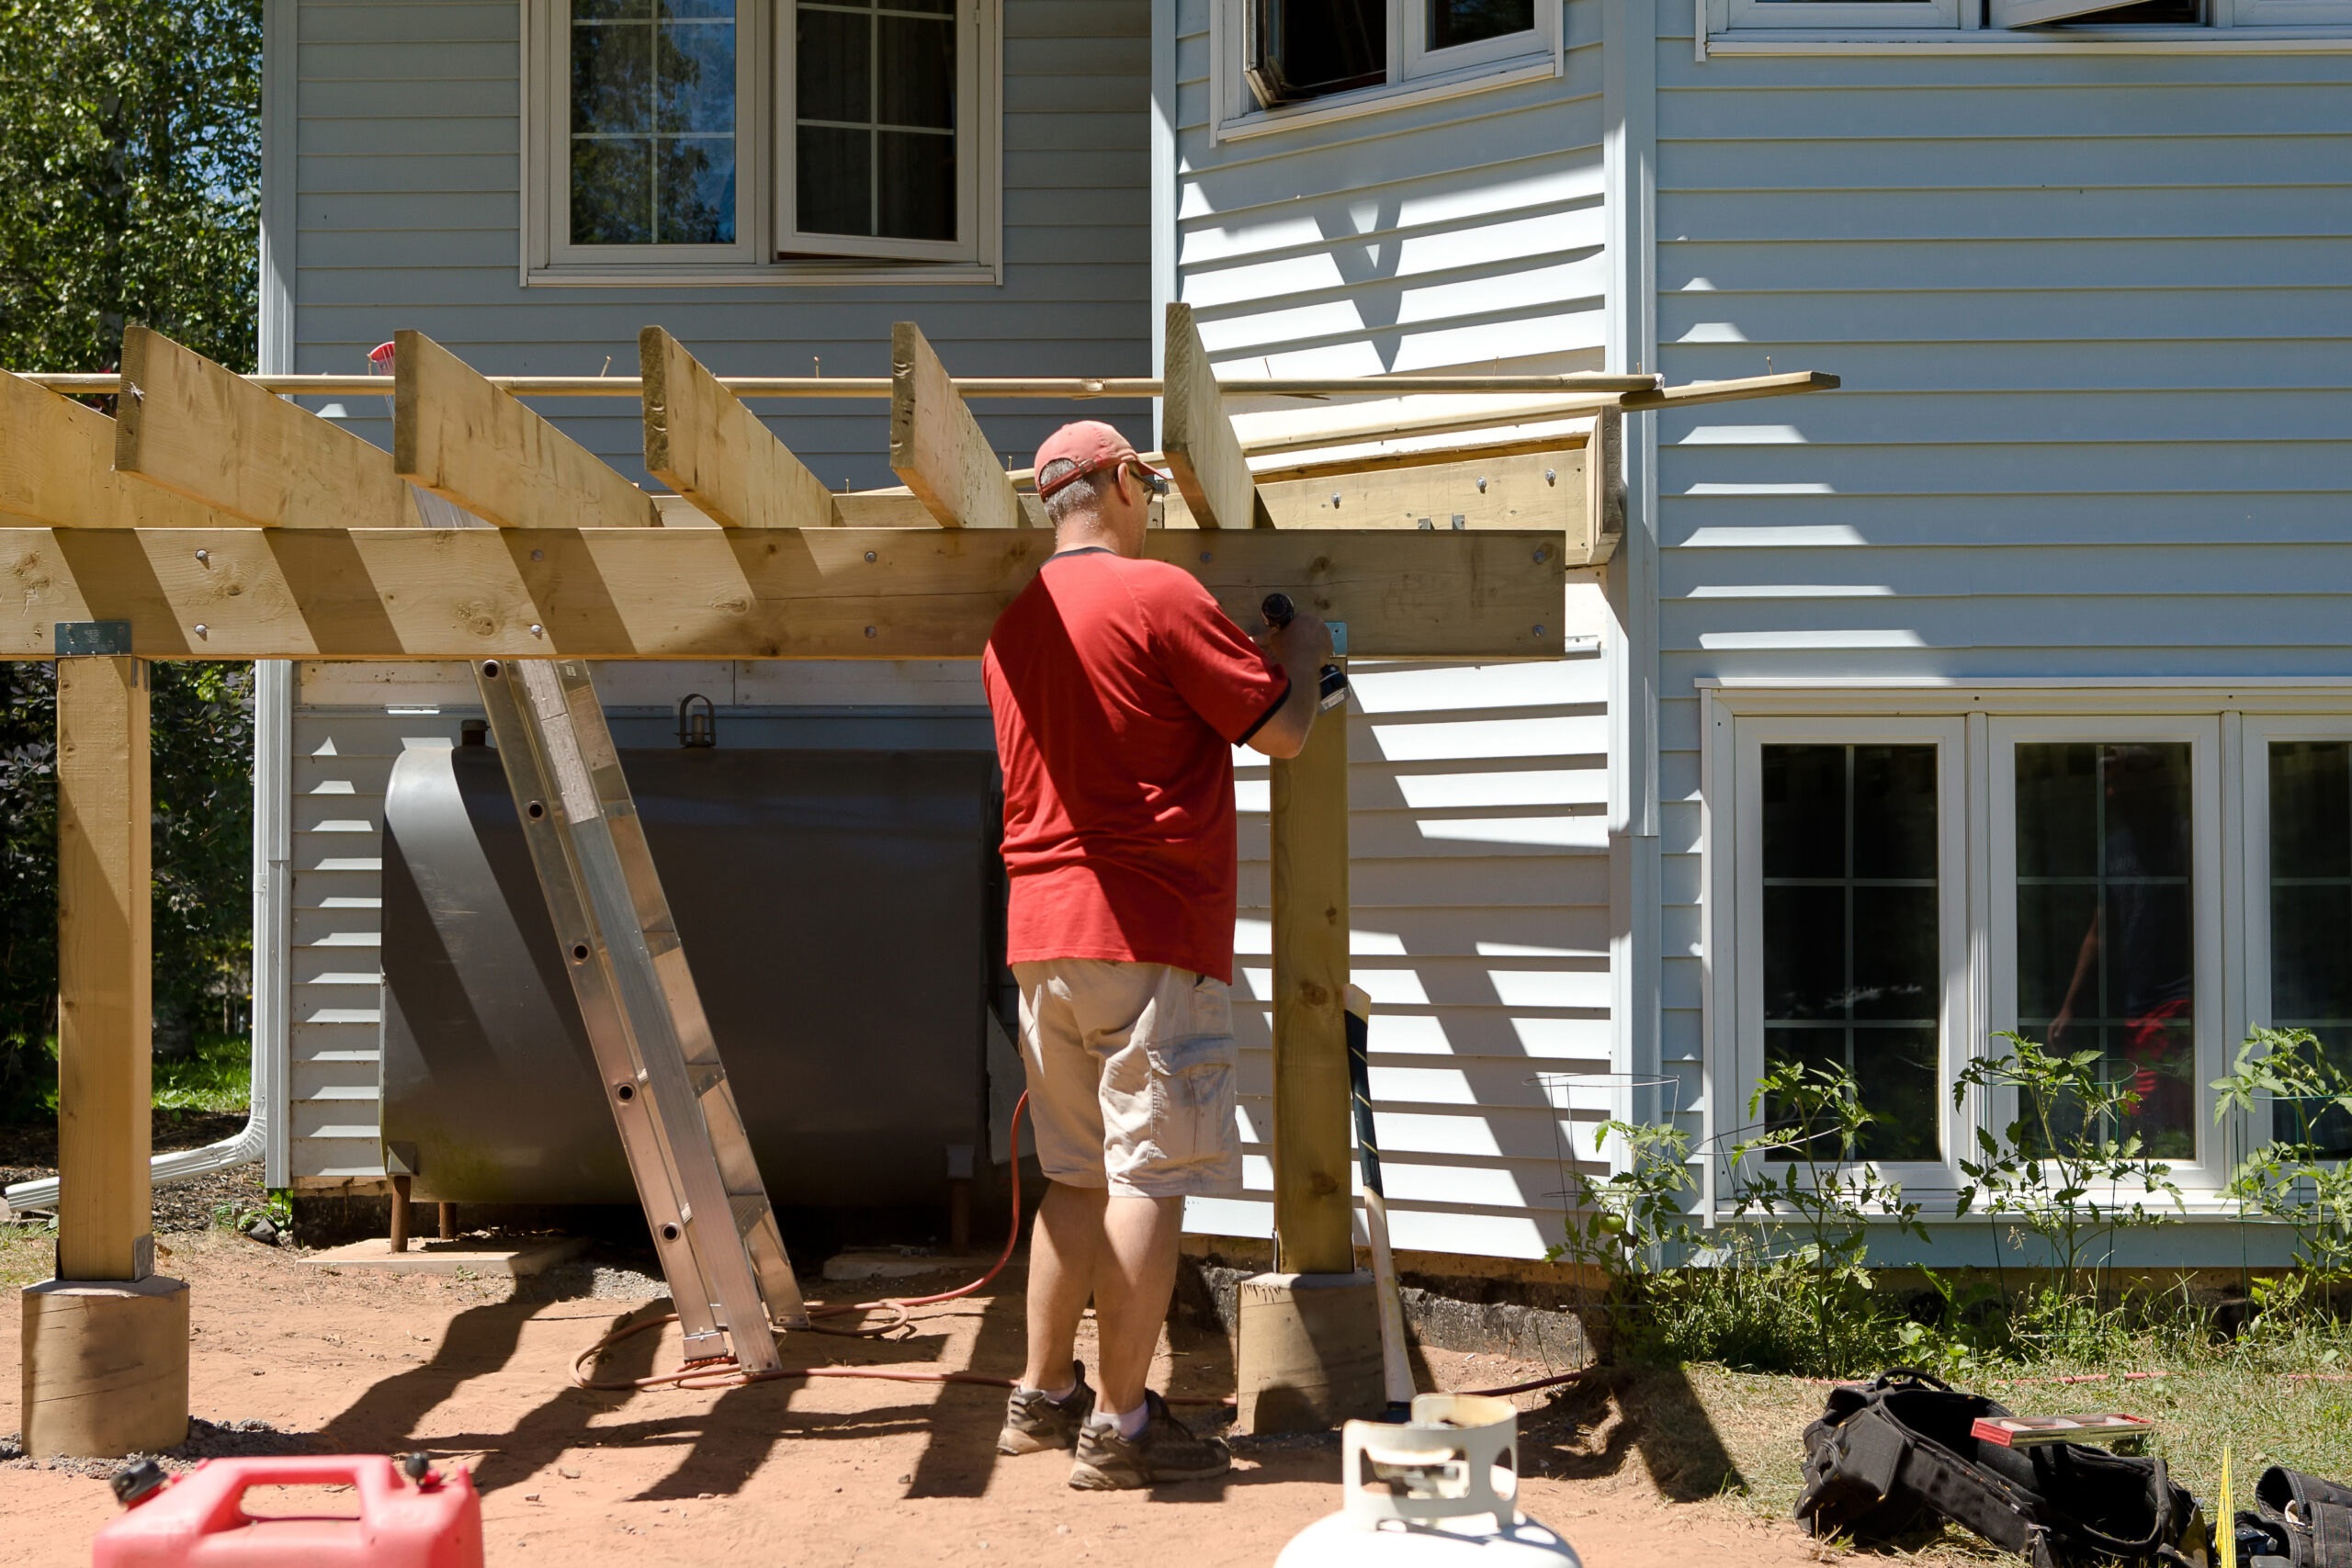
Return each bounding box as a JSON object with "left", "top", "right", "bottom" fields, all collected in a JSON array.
[
  {"left": 2236, "top": 1466, "right": 2352, "bottom": 1568},
  {"left": 1794, "top": 1370, "right": 2208, "bottom": 1568}
]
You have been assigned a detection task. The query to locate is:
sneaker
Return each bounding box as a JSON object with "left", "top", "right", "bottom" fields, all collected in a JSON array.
[
  {"left": 1068, "top": 1391, "right": 1232, "bottom": 1490},
  {"left": 998, "top": 1363, "right": 1096, "bottom": 1455}
]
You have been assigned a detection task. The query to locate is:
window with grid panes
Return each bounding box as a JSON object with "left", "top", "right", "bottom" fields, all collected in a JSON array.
[
  {"left": 2268, "top": 741, "right": 2352, "bottom": 1155},
  {"left": 793, "top": 0, "right": 958, "bottom": 245},
  {"left": 570, "top": 0, "right": 740, "bottom": 246},
  {"left": 1241, "top": 0, "right": 1545, "bottom": 110},
  {"left": 1759, "top": 743, "right": 1941, "bottom": 1163},
  {"left": 2014, "top": 742, "right": 2197, "bottom": 1159}
]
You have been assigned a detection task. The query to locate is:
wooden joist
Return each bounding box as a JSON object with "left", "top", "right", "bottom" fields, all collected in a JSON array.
[
  {"left": 639, "top": 328, "right": 836, "bottom": 529},
  {"left": 393, "top": 329, "right": 659, "bottom": 530},
  {"left": 115, "top": 326, "right": 421, "bottom": 528},
  {"left": 889, "top": 322, "right": 1024, "bottom": 530},
  {"left": 1618, "top": 369, "right": 1838, "bottom": 410},
  {"left": 0, "top": 375, "right": 225, "bottom": 529},
  {"left": 1585, "top": 408, "right": 1624, "bottom": 565},
  {"left": 1161, "top": 302, "right": 1268, "bottom": 530},
  {"left": 0, "top": 526, "right": 1568, "bottom": 661}
]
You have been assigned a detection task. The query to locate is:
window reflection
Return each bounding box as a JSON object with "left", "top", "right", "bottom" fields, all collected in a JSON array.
[
  {"left": 570, "top": 0, "right": 738, "bottom": 245},
  {"left": 1760, "top": 743, "right": 1941, "bottom": 1163},
  {"left": 2269, "top": 741, "right": 2352, "bottom": 1154},
  {"left": 2016, "top": 742, "right": 2195, "bottom": 1158},
  {"left": 796, "top": 0, "right": 958, "bottom": 243}
]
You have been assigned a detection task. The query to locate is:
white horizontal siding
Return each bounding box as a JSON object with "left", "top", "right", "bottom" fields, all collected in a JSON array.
[
  {"left": 1192, "top": 636, "right": 1612, "bottom": 1261},
  {"left": 292, "top": 0, "right": 1155, "bottom": 491},
  {"left": 1652, "top": 24, "right": 2352, "bottom": 1134}
]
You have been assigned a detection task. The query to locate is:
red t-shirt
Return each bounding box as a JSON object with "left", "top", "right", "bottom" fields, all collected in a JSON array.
[{"left": 982, "top": 548, "right": 1290, "bottom": 985}]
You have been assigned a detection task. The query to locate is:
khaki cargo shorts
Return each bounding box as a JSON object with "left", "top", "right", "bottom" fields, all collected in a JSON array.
[{"left": 1012, "top": 958, "right": 1243, "bottom": 1200}]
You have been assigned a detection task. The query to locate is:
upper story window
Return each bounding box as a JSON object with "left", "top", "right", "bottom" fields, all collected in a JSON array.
[
  {"left": 1218, "top": 0, "right": 1562, "bottom": 141},
  {"left": 1710, "top": 0, "right": 2346, "bottom": 39},
  {"left": 527, "top": 0, "right": 1001, "bottom": 284}
]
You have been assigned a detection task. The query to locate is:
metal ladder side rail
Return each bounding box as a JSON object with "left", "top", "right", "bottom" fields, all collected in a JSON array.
[
  {"left": 471, "top": 657, "right": 799, "bottom": 1376},
  {"left": 531, "top": 660, "right": 809, "bottom": 1334}
]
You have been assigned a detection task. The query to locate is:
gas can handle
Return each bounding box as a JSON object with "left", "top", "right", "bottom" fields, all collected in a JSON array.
[{"left": 191, "top": 1456, "right": 404, "bottom": 1532}]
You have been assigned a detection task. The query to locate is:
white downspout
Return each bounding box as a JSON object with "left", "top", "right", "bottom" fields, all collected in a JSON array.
[{"left": 4, "top": 660, "right": 290, "bottom": 1213}]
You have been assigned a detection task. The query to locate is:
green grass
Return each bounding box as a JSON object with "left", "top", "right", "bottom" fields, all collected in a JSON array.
[{"left": 152, "top": 1034, "right": 249, "bottom": 1113}]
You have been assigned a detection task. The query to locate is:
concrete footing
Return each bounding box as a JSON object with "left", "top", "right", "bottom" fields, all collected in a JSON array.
[
  {"left": 20, "top": 1275, "right": 190, "bottom": 1460},
  {"left": 1234, "top": 1270, "right": 1386, "bottom": 1434}
]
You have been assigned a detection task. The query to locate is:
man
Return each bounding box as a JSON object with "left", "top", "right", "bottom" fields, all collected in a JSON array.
[{"left": 981, "top": 420, "right": 1332, "bottom": 1490}]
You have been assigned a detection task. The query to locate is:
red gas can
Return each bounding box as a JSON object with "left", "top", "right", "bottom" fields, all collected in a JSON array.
[{"left": 92, "top": 1456, "right": 482, "bottom": 1568}]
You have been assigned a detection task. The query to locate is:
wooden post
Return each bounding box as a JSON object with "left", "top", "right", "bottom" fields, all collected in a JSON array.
[
  {"left": 54, "top": 656, "right": 153, "bottom": 1282},
  {"left": 24, "top": 652, "right": 189, "bottom": 1460},
  {"left": 1269, "top": 690, "right": 1353, "bottom": 1274},
  {"left": 437, "top": 1201, "right": 457, "bottom": 1243}
]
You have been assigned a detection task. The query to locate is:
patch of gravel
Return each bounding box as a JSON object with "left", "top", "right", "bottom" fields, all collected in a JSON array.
[
  {"left": 0, "top": 1417, "right": 317, "bottom": 1479},
  {"left": 522, "top": 1258, "right": 671, "bottom": 1303}
]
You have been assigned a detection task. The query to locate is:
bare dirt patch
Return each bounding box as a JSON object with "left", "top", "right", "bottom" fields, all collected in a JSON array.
[{"left": 0, "top": 1233, "right": 1838, "bottom": 1568}]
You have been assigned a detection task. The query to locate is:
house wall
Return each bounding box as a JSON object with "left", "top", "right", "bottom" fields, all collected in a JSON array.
[
  {"left": 1169, "top": 0, "right": 1620, "bottom": 1258},
  {"left": 1651, "top": 26, "right": 2352, "bottom": 1218},
  {"left": 291, "top": 0, "right": 1155, "bottom": 487}
]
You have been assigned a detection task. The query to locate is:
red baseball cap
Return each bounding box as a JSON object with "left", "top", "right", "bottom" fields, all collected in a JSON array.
[{"left": 1034, "top": 421, "right": 1167, "bottom": 499}]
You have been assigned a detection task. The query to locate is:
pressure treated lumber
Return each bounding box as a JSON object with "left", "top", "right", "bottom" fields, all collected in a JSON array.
[
  {"left": 1270, "top": 693, "right": 1354, "bottom": 1274},
  {"left": 888, "top": 322, "right": 1024, "bottom": 530},
  {"left": 115, "top": 326, "right": 420, "bottom": 529},
  {"left": 1180, "top": 446, "right": 1595, "bottom": 558},
  {"left": 1161, "top": 302, "right": 1268, "bottom": 530},
  {"left": 33, "top": 372, "right": 1667, "bottom": 400},
  {"left": 53, "top": 656, "right": 153, "bottom": 1282},
  {"left": 1585, "top": 408, "right": 1624, "bottom": 565},
  {"left": 1618, "top": 369, "right": 1838, "bottom": 410},
  {"left": 639, "top": 328, "right": 835, "bottom": 529},
  {"left": 0, "top": 376, "right": 225, "bottom": 529},
  {"left": 394, "top": 330, "right": 658, "bottom": 531},
  {"left": 21, "top": 1277, "right": 188, "bottom": 1459},
  {"left": 0, "top": 526, "right": 1568, "bottom": 660}
]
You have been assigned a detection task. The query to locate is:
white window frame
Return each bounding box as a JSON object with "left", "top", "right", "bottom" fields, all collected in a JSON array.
[
  {"left": 1726, "top": 716, "right": 1974, "bottom": 1199},
  {"left": 522, "top": 0, "right": 1003, "bottom": 286},
  {"left": 1986, "top": 716, "right": 2226, "bottom": 1183},
  {"left": 2236, "top": 716, "right": 2352, "bottom": 1168},
  {"left": 1702, "top": 0, "right": 2352, "bottom": 47},
  {"left": 775, "top": 0, "right": 983, "bottom": 264},
  {"left": 1213, "top": 0, "right": 1565, "bottom": 144}
]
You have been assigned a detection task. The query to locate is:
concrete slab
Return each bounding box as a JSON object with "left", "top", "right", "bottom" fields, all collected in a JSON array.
[
  {"left": 822, "top": 1249, "right": 1000, "bottom": 1283},
  {"left": 300, "top": 1234, "right": 590, "bottom": 1278}
]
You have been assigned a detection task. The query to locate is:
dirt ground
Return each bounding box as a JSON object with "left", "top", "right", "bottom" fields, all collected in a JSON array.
[{"left": 0, "top": 1232, "right": 1840, "bottom": 1568}]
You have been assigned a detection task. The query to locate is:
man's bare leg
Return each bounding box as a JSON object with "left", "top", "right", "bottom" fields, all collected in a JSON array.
[
  {"left": 1091, "top": 1192, "right": 1185, "bottom": 1418},
  {"left": 1022, "top": 1180, "right": 1109, "bottom": 1393}
]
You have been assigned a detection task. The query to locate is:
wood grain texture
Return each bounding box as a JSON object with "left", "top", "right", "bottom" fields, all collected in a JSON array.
[
  {"left": 53, "top": 657, "right": 152, "bottom": 1282},
  {"left": 1217, "top": 447, "right": 1592, "bottom": 555},
  {"left": 0, "top": 527, "right": 1569, "bottom": 660},
  {"left": 393, "top": 329, "right": 659, "bottom": 530},
  {"left": 1161, "top": 302, "right": 1266, "bottom": 530},
  {"left": 19, "top": 1278, "right": 188, "bottom": 1459},
  {"left": 115, "top": 326, "right": 419, "bottom": 528},
  {"left": 639, "top": 328, "right": 835, "bottom": 530},
  {"left": 0, "top": 377, "right": 227, "bottom": 529},
  {"left": 1585, "top": 408, "right": 1623, "bottom": 566},
  {"left": 1271, "top": 695, "right": 1354, "bottom": 1275},
  {"left": 888, "top": 322, "right": 1024, "bottom": 530}
]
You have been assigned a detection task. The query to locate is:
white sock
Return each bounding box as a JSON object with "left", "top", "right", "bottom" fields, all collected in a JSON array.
[{"left": 1091, "top": 1401, "right": 1148, "bottom": 1440}]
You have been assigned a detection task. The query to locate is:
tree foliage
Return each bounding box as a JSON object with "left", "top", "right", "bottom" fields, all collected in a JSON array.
[
  {"left": 0, "top": 0, "right": 261, "bottom": 372},
  {"left": 0, "top": 0, "right": 263, "bottom": 1112}
]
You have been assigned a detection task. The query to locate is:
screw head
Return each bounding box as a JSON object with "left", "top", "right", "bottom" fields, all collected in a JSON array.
[
  {"left": 529, "top": 623, "right": 545, "bottom": 638},
  {"left": 194, "top": 548, "right": 209, "bottom": 563},
  {"left": 530, "top": 548, "right": 544, "bottom": 562},
  {"left": 1533, "top": 545, "right": 1551, "bottom": 563},
  {"left": 865, "top": 626, "right": 877, "bottom": 637},
  {"left": 865, "top": 550, "right": 877, "bottom": 563},
  {"left": 193, "top": 623, "right": 209, "bottom": 638},
  {"left": 1199, "top": 551, "right": 1212, "bottom": 563},
  {"left": 1544, "top": 468, "right": 1557, "bottom": 484},
  {"left": 1477, "top": 477, "right": 1488, "bottom": 492},
  {"left": 1533, "top": 625, "right": 1546, "bottom": 637}
]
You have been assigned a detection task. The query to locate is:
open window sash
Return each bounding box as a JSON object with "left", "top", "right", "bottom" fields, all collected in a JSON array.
[{"left": 1991, "top": 0, "right": 2155, "bottom": 27}]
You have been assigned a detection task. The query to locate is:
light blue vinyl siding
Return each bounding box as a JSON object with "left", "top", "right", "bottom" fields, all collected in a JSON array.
[
  {"left": 1651, "top": 23, "right": 2352, "bottom": 1131},
  {"left": 1173, "top": 0, "right": 1607, "bottom": 378},
  {"left": 292, "top": 0, "right": 1155, "bottom": 490}
]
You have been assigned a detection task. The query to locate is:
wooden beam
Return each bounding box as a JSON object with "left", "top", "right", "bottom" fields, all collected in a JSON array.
[
  {"left": 0, "top": 376, "right": 228, "bottom": 529},
  {"left": 888, "top": 322, "right": 1024, "bottom": 530},
  {"left": 1585, "top": 408, "right": 1624, "bottom": 565},
  {"left": 639, "top": 328, "right": 836, "bottom": 529},
  {"left": 1617, "top": 369, "right": 1838, "bottom": 410},
  {"left": 115, "top": 326, "right": 420, "bottom": 528},
  {"left": 0, "top": 526, "right": 1568, "bottom": 661},
  {"left": 393, "top": 329, "right": 659, "bottom": 530},
  {"left": 1271, "top": 690, "right": 1353, "bottom": 1274},
  {"left": 53, "top": 655, "right": 152, "bottom": 1281},
  {"left": 1161, "top": 302, "right": 1268, "bottom": 530},
  {"left": 1175, "top": 446, "right": 1596, "bottom": 558}
]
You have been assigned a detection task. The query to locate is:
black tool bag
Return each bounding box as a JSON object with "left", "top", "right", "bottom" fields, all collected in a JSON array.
[
  {"left": 2236, "top": 1466, "right": 2352, "bottom": 1568},
  {"left": 1795, "top": 1370, "right": 2209, "bottom": 1568}
]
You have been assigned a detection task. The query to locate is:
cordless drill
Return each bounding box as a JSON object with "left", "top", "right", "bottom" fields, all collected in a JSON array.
[{"left": 1261, "top": 593, "right": 1350, "bottom": 714}]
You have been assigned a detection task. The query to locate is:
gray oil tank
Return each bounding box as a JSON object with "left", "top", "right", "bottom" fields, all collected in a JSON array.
[{"left": 379, "top": 736, "right": 1000, "bottom": 1209}]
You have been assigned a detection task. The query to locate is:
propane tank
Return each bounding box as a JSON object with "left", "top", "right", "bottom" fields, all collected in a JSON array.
[{"left": 1274, "top": 1394, "right": 1581, "bottom": 1568}]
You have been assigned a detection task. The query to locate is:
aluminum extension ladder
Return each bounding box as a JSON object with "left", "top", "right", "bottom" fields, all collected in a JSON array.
[{"left": 472, "top": 656, "right": 808, "bottom": 1373}]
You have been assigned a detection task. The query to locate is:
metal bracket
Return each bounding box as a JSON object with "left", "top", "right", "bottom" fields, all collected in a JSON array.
[
  {"left": 54, "top": 621, "right": 131, "bottom": 657},
  {"left": 1329, "top": 621, "right": 1349, "bottom": 657}
]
